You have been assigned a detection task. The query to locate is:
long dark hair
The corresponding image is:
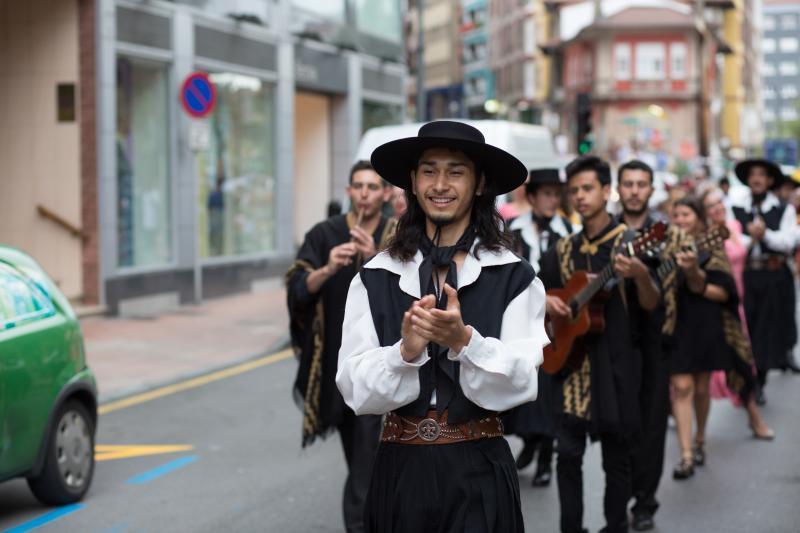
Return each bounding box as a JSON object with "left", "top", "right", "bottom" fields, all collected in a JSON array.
[{"left": 387, "top": 173, "right": 515, "bottom": 262}]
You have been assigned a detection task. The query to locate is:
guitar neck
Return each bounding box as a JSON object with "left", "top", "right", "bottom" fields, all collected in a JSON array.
[{"left": 573, "top": 263, "right": 616, "bottom": 308}]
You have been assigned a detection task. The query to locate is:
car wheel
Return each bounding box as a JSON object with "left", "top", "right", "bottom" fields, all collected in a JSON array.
[{"left": 27, "top": 399, "right": 95, "bottom": 505}]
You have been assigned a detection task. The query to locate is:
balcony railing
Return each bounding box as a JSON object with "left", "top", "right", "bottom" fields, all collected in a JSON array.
[{"left": 591, "top": 77, "right": 702, "bottom": 100}]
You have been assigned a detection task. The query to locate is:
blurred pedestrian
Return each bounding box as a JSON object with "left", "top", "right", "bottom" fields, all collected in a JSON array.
[
  {"left": 503, "top": 167, "right": 574, "bottom": 488},
  {"left": 499, "top": 181, "right": 532, "bottom": 221},
  {"left": 286, "top": 160, "right": 395, "bottom": 533},
  {"left": 667, "top": 197, "right": 772, "bottom": 483},
  {"left": 730, "top": 159, "right": 799, "bottom": 404},
  {"left": 701, "top": 189, "right": 774, "bottom": 439},
  {"left": 337, "top": 121, "right": 548, "bottom": 533}
]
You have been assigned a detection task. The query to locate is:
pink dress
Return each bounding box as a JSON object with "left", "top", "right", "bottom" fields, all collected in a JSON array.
[
  {"left": 498, "top": 202, "right": 520, "bottom": 222},
  {"left": 710, "top": 220, "right": 750, "bottom": 405}
]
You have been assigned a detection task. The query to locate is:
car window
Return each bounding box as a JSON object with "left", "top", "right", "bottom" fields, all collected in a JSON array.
[{"left": 0, "top": 263, "right": 56, "bottom": 330}]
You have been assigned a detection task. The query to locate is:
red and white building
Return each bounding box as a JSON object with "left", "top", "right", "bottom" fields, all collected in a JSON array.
[{"left": 553, "top": 4, "right": 720, "bottom": 162}]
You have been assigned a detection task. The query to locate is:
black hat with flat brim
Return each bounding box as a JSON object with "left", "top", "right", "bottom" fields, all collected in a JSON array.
[
  {"left": 370, "top": 120, "right": 528, "bottom": 196},
  {"left": 735, "top": 158, "right": 786, "bottom": 190},
  {"left": 525, "top": 168, "right": 563, "bottom": 194}
]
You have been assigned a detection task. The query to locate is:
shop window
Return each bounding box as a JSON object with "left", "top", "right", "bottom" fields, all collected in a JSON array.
[
  {"left": 197, "top": 73, "right": 276, "bottom": 258},
  {"left": 762, "top": 62, "right": 776, "bottom": 77},
  {"left": 763, "top": 15, "right": 776, "bottom": 31},
  {"left": 781, "top": 85, "right": 798, "bottom": 99},
  {"left": 116, "top": 57, "right": 172, "bottom": 268},
  {"left": 781, "top": 15, "right": 798, "bottom": 30},
  {"left": 363, "top": 101, "right": 403, "bottom": 133},
  {"left": 763, "top": 38, "right": 776, "bottom": 53}
]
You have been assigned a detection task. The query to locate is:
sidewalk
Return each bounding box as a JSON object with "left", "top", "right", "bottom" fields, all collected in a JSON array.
[{"left": 81, "top": 280, "right": 290, "bottom": 403}]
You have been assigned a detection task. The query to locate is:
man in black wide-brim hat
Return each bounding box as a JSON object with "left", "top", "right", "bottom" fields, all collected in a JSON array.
[
  {"left": 336, "top": 120, "right": 549, "bottom": 532},
  {"left": 730, "top": 158, "right": 799, "bottom": 404}
]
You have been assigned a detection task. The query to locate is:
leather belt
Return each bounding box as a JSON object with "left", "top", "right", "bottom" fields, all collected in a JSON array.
[
  {"left": 747, "top": 255, "right": 786, "bottom": 271},
  {"left": 380, "top": 410, "right": 503, "bottom": 445}
]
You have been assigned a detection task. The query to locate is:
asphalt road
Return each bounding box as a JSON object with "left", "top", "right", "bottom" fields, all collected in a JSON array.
[{"left": 1, "top": 353, "right": 799, "bottom": 532}]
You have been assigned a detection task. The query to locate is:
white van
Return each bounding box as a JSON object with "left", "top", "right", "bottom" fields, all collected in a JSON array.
[{"left": 356, "top": 120, "right": 558, "bottom": 175}]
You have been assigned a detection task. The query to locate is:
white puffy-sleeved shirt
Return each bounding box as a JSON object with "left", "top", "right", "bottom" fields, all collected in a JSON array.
[
  {"left": 335, "top": 242, "right": 548, "bottom": 417},
  {"left": 731, "top": 190, "right": 798, "bottom": 256}
]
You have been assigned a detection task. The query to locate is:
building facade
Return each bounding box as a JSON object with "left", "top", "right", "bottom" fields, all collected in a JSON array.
[
  {"left": 488, "top": 0, "right": 553, "bottom": 123},
  {"left": 406, "top": 0, "right": 464, "bottom": 120},
  {"left": 0, "top": 0, "right": 406, "bottom": 315},
  {"left": 761, "top": 0, "right": 800, "bottom": 137},
  {"left": 460, "top": 0, "right": 494, "bottom": 118},
  {"left": 554, "top": 5, "right": 712, "bottom": 164}
]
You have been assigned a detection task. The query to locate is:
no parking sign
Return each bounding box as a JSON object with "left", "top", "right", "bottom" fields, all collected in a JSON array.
[{"left": 180, "top": 72, "right": 217, "bottom": 118}]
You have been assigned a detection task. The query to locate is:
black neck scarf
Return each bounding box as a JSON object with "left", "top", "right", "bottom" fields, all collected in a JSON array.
[
  {"left": 752, "top": 192, "right": 767, "bottom": 214},
  {"left": 417, "top": 224, "right": 476, "bottom": 415},
  {"left": 532, "top": 213, "right": 553, "bottom": 232}
]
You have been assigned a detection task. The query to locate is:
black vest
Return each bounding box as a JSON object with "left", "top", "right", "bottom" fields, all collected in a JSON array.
[
  {"left": 359, "top": 258, "right": 535, "bottom": 423},
  {"left": 732, "top": 200, "right": 788, "bottom": 257}
]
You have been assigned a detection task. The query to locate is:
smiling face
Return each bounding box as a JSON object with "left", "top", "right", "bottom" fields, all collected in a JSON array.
[
  {"left": 618, "top": 168, "right": 654, "bottom": 216},
  {"left": 567, "top": 170, "right": 610, "bottom": 222},
  {"left": 702, "top": 190, "right": 727, "bottom": 226},
  {"left": 411, "top": 147, "right": 482, "bottom": 226},
  {"left": 672, "top": 204, "right": 702, "bottom": 234}
]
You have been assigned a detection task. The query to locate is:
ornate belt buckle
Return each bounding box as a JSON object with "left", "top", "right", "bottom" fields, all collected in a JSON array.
[{"left": 417, "top": 418, "right": 441, "bottom": 442}]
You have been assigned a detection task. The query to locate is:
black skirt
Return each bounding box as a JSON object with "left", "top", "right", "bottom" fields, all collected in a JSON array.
[
  {"left": 364, "top": 438, "right": 525, "bottom": 533},
  {"left": 501, "top": 372, "right": 556, "bottom": 438},
  {"left": 744, "top": 265, "right": 797, "bottom": 371},
  {"left": 670, "top": 277, "right": 735, "bottom": 375}
]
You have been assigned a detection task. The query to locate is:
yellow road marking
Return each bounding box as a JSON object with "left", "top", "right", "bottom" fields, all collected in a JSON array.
[
  {"left": 98, "top": 348, "right": 293, "bottom": 416},
  {"left": 95, "top": 444, "right": 195, "bottom": 462}
]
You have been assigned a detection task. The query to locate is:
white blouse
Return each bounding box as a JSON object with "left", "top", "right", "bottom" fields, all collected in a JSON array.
[{"left": 335, "top": 245, "right": 549, "bottom": 416}]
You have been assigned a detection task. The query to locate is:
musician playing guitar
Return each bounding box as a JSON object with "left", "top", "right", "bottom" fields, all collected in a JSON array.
[{"left": 538, "top": 156, "right": 660, "bottom": 533}]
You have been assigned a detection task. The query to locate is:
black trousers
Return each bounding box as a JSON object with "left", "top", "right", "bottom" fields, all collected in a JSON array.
[
  {"left": 339, "top": 409, "right": 382, "bottom": 533},
  {"left": 630, "top": 350, "right": 670, "bottom": 517},
  {"left": 557, "top": 422, "right": 631, "bottom": 533}
]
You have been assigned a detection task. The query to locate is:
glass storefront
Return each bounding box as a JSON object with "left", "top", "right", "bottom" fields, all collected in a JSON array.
[
  {"left": 116, "top": 58, "right": 172, "bottom": 268},
  {"left": 362, "top": 100, "right": 403, "bottom": 133},
  {"left": 355, "top": 0, "right": 401, "bottom": 43},
  {"left": 197, "top": 73, "right": 276, "bottom": 258}
]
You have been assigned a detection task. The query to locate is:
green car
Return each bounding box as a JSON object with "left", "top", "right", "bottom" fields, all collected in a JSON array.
[{"left": 0, "top": 245, "right": 97, "bottom": 505}]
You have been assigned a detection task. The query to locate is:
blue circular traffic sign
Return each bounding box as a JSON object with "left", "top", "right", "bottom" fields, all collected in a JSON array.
[{"left": 181, "top": 72, "right": 217, "bottom": 118}]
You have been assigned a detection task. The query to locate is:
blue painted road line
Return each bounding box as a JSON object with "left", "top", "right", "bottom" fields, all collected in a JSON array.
[
  {"left": 1, "top": 504, "right": 84, "bottom": 533},
  {"left": 125, "top": 455, "right": 198, "bottom": 485}
]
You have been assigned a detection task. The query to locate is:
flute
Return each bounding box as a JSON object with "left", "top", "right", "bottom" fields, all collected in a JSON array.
[{"left": 352, "top": 207, "right": 365, "bottom": 268}]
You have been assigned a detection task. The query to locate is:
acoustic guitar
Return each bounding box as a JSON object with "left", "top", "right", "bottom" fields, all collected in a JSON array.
[
  {"left": 542, "top": 222, "right": 667, "bottom": 375},
  {"left": 655, "top": 224, "right": 730, "bottom": 282}
]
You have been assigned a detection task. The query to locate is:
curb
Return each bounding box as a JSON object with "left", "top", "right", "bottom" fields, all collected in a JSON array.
[{"left": 97, "top": 334, "right": 292, "bottom": 406}]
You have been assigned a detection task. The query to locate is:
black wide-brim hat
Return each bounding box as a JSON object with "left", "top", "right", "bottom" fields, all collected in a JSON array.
[
  {"left": 735, "top": 158, "right": 786, "bottom": 190},
  {"left": 370, "top": 120, "right": 528, "bottom": 196},
  {"left": 525, "top": 168, "right": 563, "bottom": 194}
]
